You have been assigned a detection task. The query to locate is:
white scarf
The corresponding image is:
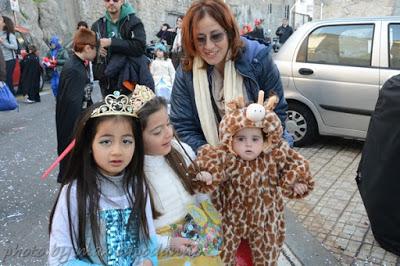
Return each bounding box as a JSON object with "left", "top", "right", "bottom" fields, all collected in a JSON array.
[
  {"left": 193, "top": 54, "right": 243, "bottom": 145},
  {"left": 172, "top": 28, "right": 182, "bottom": 52}
]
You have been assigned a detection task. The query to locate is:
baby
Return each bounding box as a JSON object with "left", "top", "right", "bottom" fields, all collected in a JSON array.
[{"left": 189, "top": 92, "right": 314, "bottom": 265}]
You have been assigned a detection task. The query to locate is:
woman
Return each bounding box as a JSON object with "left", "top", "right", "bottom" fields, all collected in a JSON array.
[
  {"left": 0, "top": 16, "right": 18, "bottom": 95},
  {"left": 169, "top": 0, "right": 292, "bottom": 264},
  {"left": 170, "top": 16, "right": 184, "bottom": 69},
  {"left": 170, "top": 0, "right": 292, "bottom": 154}
]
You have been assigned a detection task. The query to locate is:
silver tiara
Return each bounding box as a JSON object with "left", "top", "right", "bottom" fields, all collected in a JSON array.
[
  {"left": 129, "top": 85, "right": 156, "bottom": 112},
  {"left": 90, "top": 86, "right": 156, "bottom": 118},
  {"left": 91, "top": 91, "right": 136, "bottom": 118}
]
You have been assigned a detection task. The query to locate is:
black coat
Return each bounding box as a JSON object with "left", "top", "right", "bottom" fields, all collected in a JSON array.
[
  {"left": 55, "top": 54, "right": 89, "bottom": 182},
  {"left": 356, "top": 74, "right": 400, "bottom": 256},
  {"left": 247, "top": 27, "right": 265, "bottom": 41},
  {"left": 156, "top": 29, "right": 176, "bottom": 46},
  {"left": 104, "top": 54, "right": 154, "bottom": 94},
  {"left": 276, "top": 25, "right": 293, "bottom": 44},
  {"left": 19, "top": 53, "right": 42, "bottom": 101},
  {"left": 92, "top": 13, "right": 146, "bottom": 96}
]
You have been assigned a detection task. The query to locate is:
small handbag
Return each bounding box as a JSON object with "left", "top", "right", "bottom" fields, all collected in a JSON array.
[
  {"left": 0, "top": 81, "right": 18, "bottom": 111},
  {"left": 171, "top": 200, "right": 223, "bottom": 256}
]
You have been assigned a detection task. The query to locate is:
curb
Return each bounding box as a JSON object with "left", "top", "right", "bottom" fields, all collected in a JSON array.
[{"left": 285, "top": 209, "right": 340, "bottom": 265}]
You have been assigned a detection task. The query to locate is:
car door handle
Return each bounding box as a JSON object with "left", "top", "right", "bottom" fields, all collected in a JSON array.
[{"left": 298, "top": 68, "right": 314, "bottom": 75}]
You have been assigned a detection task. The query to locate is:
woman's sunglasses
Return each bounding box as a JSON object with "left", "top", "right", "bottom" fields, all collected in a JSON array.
[
  {"left": 104, "top": 0, "right": 120, "bottom": 3},
  {"left": 196, "top": 31, "right": 227, "bottom": 46}
]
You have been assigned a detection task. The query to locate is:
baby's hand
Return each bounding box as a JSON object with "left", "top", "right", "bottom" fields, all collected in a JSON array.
[
  {"left": 195, "top": 171, "right": 213, "bottom": 185},
  {"left": 293, "top": 182, "right": 308, "bottom": 195}
]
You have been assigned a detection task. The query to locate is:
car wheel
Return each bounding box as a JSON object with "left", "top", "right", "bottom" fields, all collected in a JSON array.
[{"left": 286, "top": 103, "right": 318, "bottom": 146}]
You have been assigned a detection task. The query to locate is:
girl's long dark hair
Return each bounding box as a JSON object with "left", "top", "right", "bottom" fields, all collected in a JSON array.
[
  {"left": 2, "top": 16, "right": 15, "bottom": 34},
  {"left": 138, "top": 97, "right": 195, "bottom": 219},
  {"left": 48, "top": 102, "right": 149, "bottom": 264}
]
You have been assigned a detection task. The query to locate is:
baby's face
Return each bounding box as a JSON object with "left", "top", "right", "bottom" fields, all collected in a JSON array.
[{"left": 232, "top": 127, "right": 264, "bottom": 161}]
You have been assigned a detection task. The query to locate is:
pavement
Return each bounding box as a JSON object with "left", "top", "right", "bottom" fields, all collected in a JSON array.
[{"left": 1, "top": 86, "right": 399, "bottom": 265}]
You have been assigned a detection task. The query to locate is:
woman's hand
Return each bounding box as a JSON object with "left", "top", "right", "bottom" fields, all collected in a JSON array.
[
  {"left": 293, "top": 182, "right": 308, "bottom": 195},
  {"left": 169, "top": 237, "right": 198, "bottom": 256},
  {"left": 195, "top": 171, "right": 213, "bottom": 185}
]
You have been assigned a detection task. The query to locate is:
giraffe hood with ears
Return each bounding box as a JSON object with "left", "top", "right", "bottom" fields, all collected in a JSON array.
[{"left": 219, "top": 93, "right": 283, "bottom": 154}]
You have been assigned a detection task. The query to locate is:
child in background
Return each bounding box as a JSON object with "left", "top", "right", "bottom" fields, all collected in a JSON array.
[
  {"left": 150, "top": 43, "right": 175, "bottom": 104},
  {"left": 19, "top": 45, "right": 42, "bottom": 103},
  {"left": 45, "top": 36, "right": 69, "bottom": 97},
  {"left": 191, "top": 93, "right": 314, "bottom": 265},
  {"left": 49, "top": 91, "right": 194, "bottom": 266}
]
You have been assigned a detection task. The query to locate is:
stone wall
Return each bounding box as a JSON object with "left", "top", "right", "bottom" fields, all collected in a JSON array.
[
  {"left": 313, "top": 0, "right": 395, "bottom": 19},
  {"left": 0, "top": 0, "right": 398, "bottom": 53}
]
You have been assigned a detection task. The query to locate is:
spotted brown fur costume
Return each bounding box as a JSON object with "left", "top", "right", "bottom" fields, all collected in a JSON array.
[{"left": 189, "top": 96, "right": 314, "bottom": 265}]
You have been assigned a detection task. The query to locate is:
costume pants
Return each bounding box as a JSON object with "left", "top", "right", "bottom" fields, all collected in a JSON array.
[
  {"left": 5, "top": 59, "right": 16, "bottom": 95},
  {"left": 51, "top": 70, "right": 59, "bottom": 97}
]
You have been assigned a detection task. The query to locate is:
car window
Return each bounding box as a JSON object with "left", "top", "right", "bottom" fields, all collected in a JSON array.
[
  {"left": 303, "top": 24, "right": 374, "bottom": 67},
  {"left": 388, "top": 24, "right": 400, "bottom": 69}
]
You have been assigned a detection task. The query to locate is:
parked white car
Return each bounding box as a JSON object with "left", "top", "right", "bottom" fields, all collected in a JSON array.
[{"left": 274, "top": 17, "right": 400, "bottom": 146}]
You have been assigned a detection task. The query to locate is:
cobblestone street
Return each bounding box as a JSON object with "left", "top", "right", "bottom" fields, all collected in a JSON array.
[{"left": 287, "top": 137, "right": 400, "bottom": 265}]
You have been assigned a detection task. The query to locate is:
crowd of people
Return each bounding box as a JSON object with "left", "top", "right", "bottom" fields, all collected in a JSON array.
[{"left": 3, "top": 0, "right": 316, "bottom": 265}]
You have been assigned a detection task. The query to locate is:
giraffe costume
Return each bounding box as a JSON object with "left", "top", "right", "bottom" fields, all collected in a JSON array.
[{"left": 189, "top": 93, "right": 314, "bottom": 265}]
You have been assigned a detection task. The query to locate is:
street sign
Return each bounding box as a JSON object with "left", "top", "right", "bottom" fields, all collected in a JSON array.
[{"left": 10, "top": 0, "right": 19, "bottom": 12}]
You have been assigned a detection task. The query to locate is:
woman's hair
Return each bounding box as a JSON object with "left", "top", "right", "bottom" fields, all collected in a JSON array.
[
  {"left": 77, "top": 21, "right": 89, "bottom": 29},
  {"left": 137, "top": 96, "right": 195, "bottom": 218},
  {"left": 181, "top": 0, "right": 244, "bottom": 71},
  {"left": 2, "top": 16, "right": 15, "bottom": 34},
  {"left": 48, "top": 102, "right": 149, "bottom": 264},
  {"left": 73, "top": 28, "right": 97, "bottom": 53}
]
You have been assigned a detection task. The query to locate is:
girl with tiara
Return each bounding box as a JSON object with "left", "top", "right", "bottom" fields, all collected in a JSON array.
[{"left": 48, "top": 88, "right": 196, "bottom": 266}]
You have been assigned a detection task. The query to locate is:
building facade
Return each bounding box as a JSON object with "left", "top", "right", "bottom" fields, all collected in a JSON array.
[{"left": 3, "top": 0, "right": 400, "bottom": 52}]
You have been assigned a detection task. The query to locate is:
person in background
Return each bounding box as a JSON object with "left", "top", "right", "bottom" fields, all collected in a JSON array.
[
  {"left": 0, "top": 16, "right": 17, "bottom": 95},
  {"left": 45, "top": 36, "right": 69, "bottom": 97},
  {"left": 156, "top": 23, "right": 176, "bottom": 49},
  {"left": 240, "top": 24, "right": 252, "bottom": 36},
  {"left": 276, "top": 18, "right": 293, "bottom": 45},
  {"left": 19, "top": 45, "right": 42, "bottom": 103},
  {"left": 56, "top": 28, "right": 97, "bottom": 183},
  {"left": 170, "top": 15, "right": 184, "bottom": 69},
  {"left": 91, "top": 0, "right": 146, "bottom": 97},
  {"left": 247, "top": 18, "right": 265, "bottom": 41},
  {"left": 0, "top": 48, "right": 6, "bottom": 84},
  {"left": 76, "top": 20, "right": 95, "bottom": 96},
  {"left": 76, "top": 20, "right": 89, "bottom": 30},
  {"left": 150, "top": 43, "right": 175, "bottom": 103}
]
